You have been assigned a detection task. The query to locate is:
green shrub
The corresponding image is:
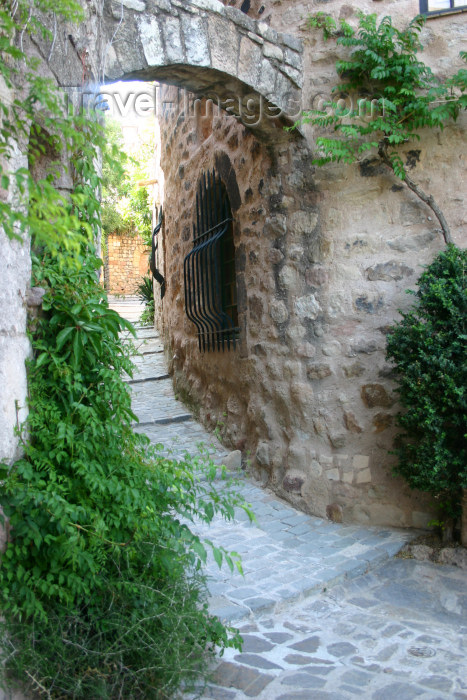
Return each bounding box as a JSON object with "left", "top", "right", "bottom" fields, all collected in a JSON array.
[
  {"left": 0, "top": 245, "right": 247, "bottom": 698},
  {"left": 137, "top": 275, "right": 155, "bottom": 326},
  {"left": 386, "top": 245, "right": 467, "bottom": 520}
]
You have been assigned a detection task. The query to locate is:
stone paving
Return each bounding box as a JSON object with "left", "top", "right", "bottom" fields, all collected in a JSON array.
[{"left": 110, "top": 298, "right": 467, "bottom": 700}]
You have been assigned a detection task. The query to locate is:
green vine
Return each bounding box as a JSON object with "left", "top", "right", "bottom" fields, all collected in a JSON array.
[
  {"left": 0, "top": 3, "right": 249, "bottom": 697},
  {"left": 298, "top": 12, "right": 467, "bottom": 245}
]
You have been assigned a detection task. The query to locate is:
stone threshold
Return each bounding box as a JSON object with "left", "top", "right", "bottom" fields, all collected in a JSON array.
[
  {"left": 126, "top": 374, "right": 170, "bottom": 384},
  {"left": 133, "top": 414, "right": 192, "bottom": 427}
]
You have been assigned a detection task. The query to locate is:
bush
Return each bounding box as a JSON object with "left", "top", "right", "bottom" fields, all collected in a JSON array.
[
  {"left": 0, "top": 247, "right": 247, "bottom": 698},
  {"left": 386, "top": 245, "right": 467, "bottom": 521},
  {"left": 137, "top": 275, "right": 155, "bottom": 326}
]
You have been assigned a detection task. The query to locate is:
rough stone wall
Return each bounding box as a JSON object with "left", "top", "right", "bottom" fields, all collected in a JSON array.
[
  {"left": 105, "top": 234, "right": 150, "bottom": 294},
  {"left": 2, "top": 0, "right": 466, "bottom": 531},
  {"left": 0, "top": 0, "right": 104, "bottom": 471},
  {"left": 157, "top": 1, "right": 467, "bottom": 528},
  {"left": 0, "top": 74, "right": 30, "bottom": 467}
]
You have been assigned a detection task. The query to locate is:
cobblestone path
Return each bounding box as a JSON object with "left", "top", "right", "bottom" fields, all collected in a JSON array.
[{"left": 112, "top": 298, "right": 467, "bottom": 700}]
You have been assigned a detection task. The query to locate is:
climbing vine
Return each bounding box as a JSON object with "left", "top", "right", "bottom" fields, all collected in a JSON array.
[
  {"left": 0, "top": 3, "right": 249, "bottom": 697},
  {"left": 298, "top": 12, "right": 467, "bottom": 245}
]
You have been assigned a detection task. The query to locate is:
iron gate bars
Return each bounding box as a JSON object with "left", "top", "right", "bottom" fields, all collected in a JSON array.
[
  {"left": 150, "top": 207, "right": 165, "bottom": 299},
  {"left": 184, "top": 170, "right": 239, "bottom": 352}
]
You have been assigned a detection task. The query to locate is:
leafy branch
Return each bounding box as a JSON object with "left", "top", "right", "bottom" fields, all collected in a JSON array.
[{"left": 299, "top": 12, "right": 467, "bottom": 245}]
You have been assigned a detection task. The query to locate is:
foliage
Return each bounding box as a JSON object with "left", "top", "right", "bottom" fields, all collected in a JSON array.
[
  {"left": 100, "top": 119, "right": 131, "bottom": 237},
  {"left": 299, "top": 12, "right": 467, "bottom": 244},
  {"left": 1, "top": 4, "right": 250, "bottom": 697},
  {"left": 0, "top": 244, "right": 248, "bottom": 698},
  {"left": 0, "top": 0, "right": 98, "bottom": 259},
  {"left": 137, "top": 274, "right": 155, "bottom": 326},
  {"left": 100, "top": 118, "right": 154, "bottom": 243},
  {"left": 386, "top": 246, "right": 467, "bottom": 520}
]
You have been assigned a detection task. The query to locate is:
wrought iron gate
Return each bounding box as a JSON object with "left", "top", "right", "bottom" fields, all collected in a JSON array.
[{"left": 184, "top": 170, "right": 239, "bottom": 352}]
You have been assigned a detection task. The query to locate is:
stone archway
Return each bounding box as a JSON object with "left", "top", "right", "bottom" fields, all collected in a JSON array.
[
  {"left": 35, "top": 0, "right": 302, "bottom": 142},
  {"left": 100, "top": 0, "right": 303, "bottom": 141}
]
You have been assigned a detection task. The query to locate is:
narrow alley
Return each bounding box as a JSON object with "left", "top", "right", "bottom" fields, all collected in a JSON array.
[{"left": 111, "top": 297, "right": 467, "bottom": 700}]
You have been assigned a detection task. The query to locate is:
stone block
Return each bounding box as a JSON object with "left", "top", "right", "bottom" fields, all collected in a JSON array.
[
  {"left": 387, "top": 230, "right": 437, "bottom": 252},
  {"left": 344, "top": 410, "right": 363, "bottom": 433},
  {"left": 297, "top": 342, "right": 316, "bottom": 358},
  {"left": 268, "top": 247, "right": 284, "bottom": 264},
  {"left": 258, "top": 58, "right": 277, "bottom": 96},
  {"left": 366, "top": 261, "right": 414, "bottom": 281},
  {"left": 278, "top": 64, "right": 302, "bottom": 88},
  {"left": 372, "top": 412, "right": 393, "bottom": 433},
  {"left": 162, "top": 16, "right": 183, "bottom": 63},
  {"left": 278, "top": 264, "right": 299, "bottom": 289},
  {"left": 326, "top": 468, "right": 340, "bottom": 481},
  {"left": 181, "top": 14, "right": 210, "bottom": 66},
  {"left": 343, "top": 362, "right": 365, "bottom": 378},
  {"left": 256, "top": 441, "right": 270, "bottom": 468},
  {"left": 190, "top": 0, "right": 225, "bottom": 12},
  {"left": 281, "top": 33, "right": 302, "bottom": 52},
  {"left": 355, "top": 468, "right": 371, "bottom": 484},
  {"left": 207, "top": 15, "right": 238, "bottom": 74},
  {"left": 139, "top": 16, "right": 165, "bottom": 66},
  {"left": 306, "top": 363, "right": 332, "bottom": 382},
  {"left": 283, "top": 470, "right": 305, "bottom": 494},
  {"left": 263, "top": 42, "right": 283, "bottom": 62},
  {"left": 270, "top": 299, "right": 288, "bottom": 324},
  {"left": 354, "top": 294, "right": 384, "bottom": 314},
  {"left": 222, "top": 450, "right": 242, "bottom": 471},
  {"left": 322, "top": 340, "right": 341, "bottom": 357},
  {"left": 238, "top": 36, "right": 262, "bottom": 88},
  {"left": 289, "top": 210, "right": 318, "bottom": 235},
  {"left": 361, "top": 384, "right": 394, "bottom": 408},
  {"left": 305, "top": 266, "right": 328, "bottom": 287},
  {"left": 352, "top": 455, "right": 370, "bottom": 470},
  {"left": 122, "top": 0, "right": 146, "bottom": 10},
  {"left": 328, "top": 432, "right": 346, "bottom": 449},
  {"left": 294, "top": 294, "right": 321, "bottom": 321},
  {"left": 287, "top": 442, "right": 307, "bottom": 472}
]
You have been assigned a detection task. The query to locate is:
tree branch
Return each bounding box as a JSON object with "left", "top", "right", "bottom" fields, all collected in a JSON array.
[{"left": 378, "top": 140, "right": 453, "bottom": 246}]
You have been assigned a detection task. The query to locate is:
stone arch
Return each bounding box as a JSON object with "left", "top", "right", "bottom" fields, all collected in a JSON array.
[{"left": 99, "top": 0, "right": 304, "bottom": 142}]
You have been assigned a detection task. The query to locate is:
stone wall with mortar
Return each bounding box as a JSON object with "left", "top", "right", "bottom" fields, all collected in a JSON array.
[
  {"left": 2, "top": 0, "right": 466, "bottom": 532},
  {"left": 104, "top": 234, "right": 151, "bottom": 294},
  {"left": 156, "top": 0, "right": 467, "bottom": 529}
]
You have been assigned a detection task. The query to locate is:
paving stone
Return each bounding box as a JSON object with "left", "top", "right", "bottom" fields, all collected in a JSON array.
[
  {"left": 302, "top": 665, "right": 334, "bottom": 676},
  {"left": 340, "top": 668, "right": 373, "bottom": 685},
  {"left": 280, "top": 673, "right": 327, "bottom": 689},
  {"left": 327, "top": 642, "right": 358, "bottom": 657},
  {"left": 233, "top": 653, "right": 283, "bottom": 670},
  {"left": 419, "top": 676, "right": 453, "bottom": 692},
  {"left": 212, "top": 662, "right": 274, "bottom": 697},
  {"left": 372, "top": 682, "right": 424, "bottom": 699},
  {"left": 283, "top": 654, "right": 313, "bottom": 665},
  {"left": 239, "top": 635, "right": 276, "bottom": 653},
  {"left": 288, "top": 636, "right": 321, "bottom": 653},
  {"left": 264, "top": 632, "right": 294, "bottom": 644},
  {"left": 244, "top": 597, "right": 278, "bottom": 612}
]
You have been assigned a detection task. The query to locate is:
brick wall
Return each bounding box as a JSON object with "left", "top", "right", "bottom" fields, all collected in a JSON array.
[{"left": 104, "top": 234, "right": 150, "bottom": 295}]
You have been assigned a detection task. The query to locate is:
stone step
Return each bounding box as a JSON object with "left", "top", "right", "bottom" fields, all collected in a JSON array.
[
  {"left": 133, "top": 414, "right": 192, "bottom": 427},
  {"left": 126, "top": 374, "right": 170, "bottom": 385}
]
